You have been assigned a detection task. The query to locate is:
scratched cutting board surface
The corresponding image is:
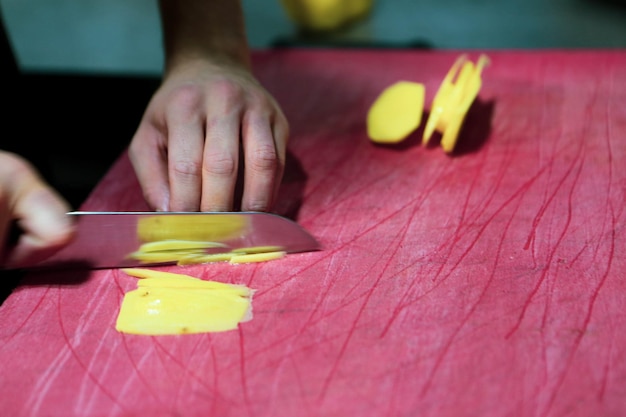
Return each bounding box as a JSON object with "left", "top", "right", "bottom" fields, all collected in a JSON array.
[{"left": 1, "top": 50, "right": 625, "bottom": 417}]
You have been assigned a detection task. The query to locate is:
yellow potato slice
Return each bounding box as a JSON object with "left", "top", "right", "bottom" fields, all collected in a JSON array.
[
  {"left": 367, "top": 81, "right": 425, "bottom": 143},
  {"left": 122, "top": 268, "right": 251, "bottom": 293},
  {"left": 135, "top": 277, "right": 251, "bottom": 296},
  {"left": 137, "top": 214, "right": 248, "bottom": 243},
  {"left": 423, "top": 54, "right": 489, "bottom": 152},
  {"left": 122, "top": 268, "right": 235, "bottom": 288},
  {"left": 176, "top": 252, "right": 235, "bottom": 266},
  {"left": 127, "top": 249, "right": 206, "bottom": 264},
  {"left": 229, "top": 251, "right": 287, "bottom": 264},
  {"left": 137, "top": 239, "right": 228, "bottom": 253},
  {"left": 115, "top": 287, "right": 252, "bottom": 335},
  {"left": 422, "top": 55, "right": 467, "bottom": 145},
  {"left": 230, "top": 245, "right": 285, "bottom": 254},
  {"left": 116, "top": 268, "right": 255, "bottom": 335}
]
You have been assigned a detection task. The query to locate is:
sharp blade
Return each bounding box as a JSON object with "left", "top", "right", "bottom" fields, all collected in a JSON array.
[{"left": 16, "top": 211, "right": 321, "bottom": 270}]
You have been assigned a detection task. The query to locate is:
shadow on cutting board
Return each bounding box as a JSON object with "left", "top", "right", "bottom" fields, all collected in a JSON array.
[
  {"left": 451, "top": 98, "right": 496, "bottom": 156},
  {"left": 0, "top": 266, "right": 91, "bottom": 306}
]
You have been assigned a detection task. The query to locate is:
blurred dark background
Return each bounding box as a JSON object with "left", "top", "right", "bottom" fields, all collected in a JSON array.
[{"left": 2, "top": 0, "right": 625, "bottom": 209}]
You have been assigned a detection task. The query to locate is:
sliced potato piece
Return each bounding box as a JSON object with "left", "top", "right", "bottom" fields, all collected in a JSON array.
[
  {"left": 136, "top": 279, "right": 251, "bottom": 297},
  {"left": 116, "top": 268, "right": 255, "bottom": 335},
  {"left": 127, "top": 249, "right": 206, "bottom": 264},
  {"left": 230, "top": 245, "right": 285, "bottom": 254},
  {"left": 122, "top": 267, "right": 212, "bottom": 281},
  {"left": 422, "top": 54, "right": 467, "bottom": 145},
  {"left": 137, "top": 214, "right": 248, "bottom": 242},
  {"left": 229, "top": 251, "right": 287, "bottom": 264},
  {"left": 176, "top": 252, "right": 235, "bottom": 266},
  {"left": 115, "top": 287, "right": 252, "bottom": 335},
  {"left": 137, "top": 239, "right": 228, "bottom": 253},
  {"left": 367, "top": 81, "right": 425, "bottom": 143},
  {"left": 423, "top": 54, "right": 489, "bottom": 152}
]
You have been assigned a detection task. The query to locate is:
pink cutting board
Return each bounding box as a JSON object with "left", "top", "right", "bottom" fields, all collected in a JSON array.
[{"left": 1, "top": 50, "right": 625, "bottom": 417}]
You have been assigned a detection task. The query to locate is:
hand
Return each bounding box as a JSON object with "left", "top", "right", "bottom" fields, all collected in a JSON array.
[
  {"left": 0, "top": 151, "right": 75, "bottom": 268},
  {"left": 129, "top": 59, "right": 289, "bottom": 212}
]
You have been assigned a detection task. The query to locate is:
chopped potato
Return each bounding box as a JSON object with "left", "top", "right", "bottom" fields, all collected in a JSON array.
[
  {"left": 231, "top": 245, "right": 285, "bottom": 254},
  {"left": 137, "top": 239, "right": 228, "bottom": 253},
  {"left": 229, "top": 251, "right": 287, "bottom": 264},
  {"left": 122, "top": 268, "right": 252, "bottom": 295},
  {"left": 137, "top": 214, "right": 248, "bottom": 243},
  {"left": 127, "top": 240, "right": 290, "bottom": 267},
  {"left": 116, "top": 268, "right": 254, "bottom": 335},
  {"left": 367, "top": 81, "right": 425, "bottom": 143},
  {"left": 127, "top": 249, "right": 207, "bottom": 264},
  {"left": 366, "top": 54, "right": 489, "bottom": 153},
  {"left": 423, "top": 54, "right": 489, "bottom": 152},
  {"left": 115, "top": 287, "right": 252, "bottom": 335},
  {"left": 176, "top": 252, "right": 235, "bottom": 266}
]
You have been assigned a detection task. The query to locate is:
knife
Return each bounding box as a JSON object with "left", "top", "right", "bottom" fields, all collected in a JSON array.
[{"left": 8, "top": 211, "right": 321, "bottom": 271}]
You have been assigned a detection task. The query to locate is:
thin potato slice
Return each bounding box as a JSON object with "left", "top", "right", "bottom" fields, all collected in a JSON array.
[
  {"left": 229, "top": 251, "right": 287, "bottom": 264},
  {"left": 137, "top": 214, "right": 248, "bottom": 242},
  {"left": 367, "top": 81, "right": 425, "bottom": 143},
  {"left": 136, "top": 277, "right": 251, "bottom": 296},
  {"left": 127, "top": 249, "right": 207, "bottom": 264},
  {"left": 122, "top": 267, "right": 211, "bottom": 281},
  {"left": 137, "top": 239, "right": 228, "bottom": 253},
  {"left": 231, "top": 245, "right": 285, "bottom": 254},
  {"left": 423, "top": 54, "right": 489, "bottom": 152},
  {"left": 115, "top": 287, "right": 252, "bottom": 335},
  {"left": 176, "top": 252, "right": 236, "bottom": 266},
  {"left": 116, "top": 268, "right": 255, "bottom": 335},
  {"left": 122, "top": 268, "right": 251, "bottom": 293},
  {"left": 422, "top": 54, "right": 467, "bottom": 145}
]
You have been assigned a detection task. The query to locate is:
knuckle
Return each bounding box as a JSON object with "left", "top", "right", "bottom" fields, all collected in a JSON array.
[
  {"left": 168, "top": 86, "right": 203, "bottom": 114},
  {"left": 211, "top": 79, "right": 246, "bottom": 107},
  {"left": 246, "top": 200, "right": 270, "bottom": 212},
  {"left": 203, "top": 153, "right": 237, "bottom": 177},
  {"left": 249, "top": 144, "right": 278, "bottom": 173},
  {"left": 172, "top": 159, "right": 202, "bottom": 178}
]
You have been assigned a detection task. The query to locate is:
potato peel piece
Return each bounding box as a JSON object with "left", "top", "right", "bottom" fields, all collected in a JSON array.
[
  {"left": 423, "top": 54, "right": 489, "bottom": 152},
  {"left": 367, "top": 81, "right": 425, "bottom": 143}
]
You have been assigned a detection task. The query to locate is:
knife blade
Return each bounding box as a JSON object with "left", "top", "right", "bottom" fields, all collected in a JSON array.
[{"left": 10, "top": 211, "right": 321, "bottom": 270}]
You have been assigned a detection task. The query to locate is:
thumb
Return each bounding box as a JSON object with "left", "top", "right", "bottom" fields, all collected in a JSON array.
[{"left": 1, "top": 152, "right": 75, "bottom": 268}]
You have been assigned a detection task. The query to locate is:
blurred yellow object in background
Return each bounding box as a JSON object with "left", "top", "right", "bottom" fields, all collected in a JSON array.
[{"left": 280, "top": 0, "right": 374, "bottom": 32}]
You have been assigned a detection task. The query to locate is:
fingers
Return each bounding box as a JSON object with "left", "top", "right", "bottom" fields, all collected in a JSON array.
[
  {"left": 130, "top": 69, "right": 289, "bottom": 214},
  {"left": 200, "top": 83, "right": 242, "bottom": 212},
  {"left": 240, "top": 108, "right": 288, "bottom": 212},
  {"left": 129, "top": 123, "right": 170, "bottom": 211},
  {"left": 166, "top": 87, "right": 207, "bottom": 211},
  {"left": 0, "top": 152, "right": 74, "bottom": 268}
]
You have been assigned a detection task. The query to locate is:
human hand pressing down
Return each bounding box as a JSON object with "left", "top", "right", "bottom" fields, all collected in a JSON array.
[{"left": 129, "top": 60, "right": 288, "bottom": 213}]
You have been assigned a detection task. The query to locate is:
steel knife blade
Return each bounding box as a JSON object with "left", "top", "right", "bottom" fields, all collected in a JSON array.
[{"left": 10, "top": 211, "right": 320, "bottom": 270}]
